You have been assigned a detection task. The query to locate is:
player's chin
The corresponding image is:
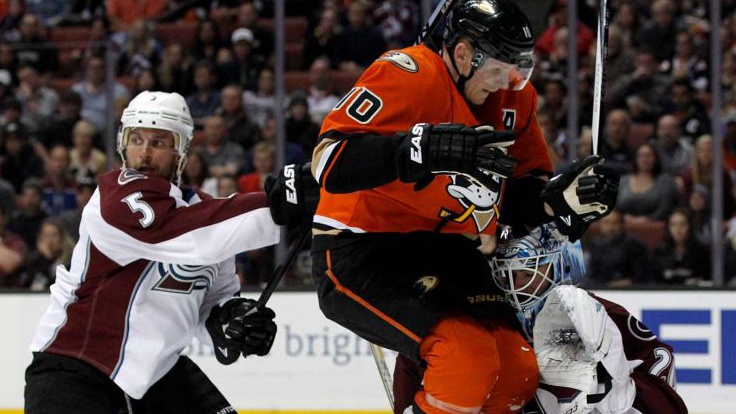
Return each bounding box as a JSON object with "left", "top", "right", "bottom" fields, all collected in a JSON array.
[{"left": 468, "top": 91, "right": 490, "bottom": 105}]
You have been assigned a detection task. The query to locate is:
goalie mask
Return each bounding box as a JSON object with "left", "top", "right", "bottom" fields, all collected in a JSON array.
[
  {"left": 117, "top": 91, "right": 194, "bottom": 184},
  {"left": 491, "top": 223, "right": 585, "bottom": 337}
]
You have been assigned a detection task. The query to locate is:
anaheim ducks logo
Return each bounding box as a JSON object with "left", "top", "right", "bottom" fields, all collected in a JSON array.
[
  {"left": 377, "top": 51, "right": 418, "bottom": 73},
  {"left": 414, "top": 276, "right": 439, "bottom": 295},
  {"left": 438, "top": 174, "right": 502, "bottom": 232}
]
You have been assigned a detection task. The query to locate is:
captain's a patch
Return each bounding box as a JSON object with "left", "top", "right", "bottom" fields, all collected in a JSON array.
[{"left": 377, "top": 51, "right": 418, "bottom": 73}]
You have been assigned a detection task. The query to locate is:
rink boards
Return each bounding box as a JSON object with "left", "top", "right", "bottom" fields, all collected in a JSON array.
[{"left": 0, "top": 290, "right": 734, "bottom": 413}]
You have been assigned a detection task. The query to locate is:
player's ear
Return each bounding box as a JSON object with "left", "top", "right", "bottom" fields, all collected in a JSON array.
[{"left": 453, "top": 40, "right": 472, "bottom": 73}]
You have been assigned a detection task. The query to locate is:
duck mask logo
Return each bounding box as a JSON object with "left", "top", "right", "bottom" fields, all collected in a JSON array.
[{"left": 438, "top": 174, "right": 502, "bottom": 232}]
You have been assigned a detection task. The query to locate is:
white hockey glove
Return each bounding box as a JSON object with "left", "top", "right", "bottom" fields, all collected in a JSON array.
[
  {"left": 396, "top": 123, "right": 517, "bottom": 190},
  {"left": 533, "top": 286, "right": 636, "bottom": 414},
  {"left": 540, "top": 155, "right": 619, "bottom": 242}
]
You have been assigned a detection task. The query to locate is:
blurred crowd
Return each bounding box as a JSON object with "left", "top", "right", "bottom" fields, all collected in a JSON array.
[{"left": 1, "top": 0, "right": 736, "bottom": 290}]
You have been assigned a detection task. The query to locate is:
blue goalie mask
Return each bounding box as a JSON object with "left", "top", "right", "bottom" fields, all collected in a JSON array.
[{"left": 491, "top": 223, "right": 586, "bottom": 338}]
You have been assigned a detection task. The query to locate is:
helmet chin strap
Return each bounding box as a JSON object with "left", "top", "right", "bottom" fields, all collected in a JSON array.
[{"left": 445, "top": 46, "right": 485, "bottom": 102}]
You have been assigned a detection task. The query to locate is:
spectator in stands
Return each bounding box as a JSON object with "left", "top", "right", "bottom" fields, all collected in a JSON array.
[
  {"left": 252, "top": 113, "right": 304, "bottom": 172},
  {"left": 196, "top": 115, "right": 246, "bottom": 179},
  {"left": 0, "top": 97, "right": 22, "bottom": 130},
  {"left": 285, "top": 92, "right": 320, "bottom": 156},
  {"left": 611, "top": 0, "right": 642, "bottom": 52},
  {"left": 72, "top": 55, "right": 131, "bottom": 138},
  {"left": 305, "top": 56, "right": 340, "bottom": 124},
  {"left": 106, "top": 0, "right": 167, "bottom": 32},
  {"left": 243, "top": 66, "right": 276, "bottom": 128},
  {"left": 132, "top": 67, "right": 161, "bottom": 97},
  {"left": 583, "top": 209, "right": 650, "bottom": 287},
  {"left": 0, "top": 0, "right": 24, "bottom": 43},
  {"left": 116, "top": 20, "right": 164, "bottom": 77},
  {"left": 15, "top": 64, "right": 59, "bottom": 121},
  {"left": 659, "top": 30, "right": 709, "bottom": 93},
  {"left": 679, "top": 134, "right": 736, "bottom": 219},
  {"left": 0, "top": 203, "right": 27, "bottom": 287},
  {"left": 332, "top": 1, "right": 387, "bottom": 72},
  {"left": 607, "top": 49, "right": 671, "bottom": 123},
  {"left": 617, "top": 142, "right": 678, "bottom": 225},
  {"left": 0, "top": 69, "right": 12, "bottom": 104},
  {"left": 7, "top": 177, "right": 48, "bottom": 248},
  {"left": 19, "top": 218, "right": 74, "bottom": 291},
  {"left": 722, "top": 49, "right": 736, "bottom": 103},
  {"left": 653, "top": 114, "right": 694, "bottom": 177},
  {"left": 0, "top": 159, "right": 15, "bottom": 215},
  {"left": 637, "top": 0, "right": 681, "bottom": 63},
  {"left": 38, "top": 90, "right": 84, "bottom": 151},
  {"left": 660, "top": 77, "right": 711, "bottom": 142},
  {"left": 9, "top": 13, "right": 58, "bottom": 75},
  {"left": 238, "top": 141, "right": 275, "bottom": 194},
  {"left": 303, "top": 6, "right": 341, "bottom": 70},
  {"left": 40, "top": 144, "right": 77, "bottom": 217},
  {"left": 235, "top": 2, "right": 275, "bottom": 66},
  {"left": 63, "top": 0, "right": 106, "bottom": 26},
  {"left": 182, "top": 150, "right": 217, "bottom": 197},
  {"left": 536, "top": 26, "right": 569, "bottom": 83},
  {"left": 372, "top": 0, "right": 420, "bottom": 49},
  {"left": 76, "top": 15, "right": 111, "bottom": 69},
  {"left": 604, "top": 24, "right": 636, "bottom": 87},
  {"left": 215, "top": 83, "right": 261, "bottom": 151},
  {"left": 535, "top": 0, "right": 594, "bottom": 58},
  {"left": 0, "top": 121, "right": 43, "bottom": 193},
  {"left": 157, "top": 42, "right": 193, "bottom": 95},
  {"left": 186, "top": 60, "right": 221, "bottom": 126},
  {"left": 599, "top": 109, "right": 635, "bottom": 174},
  {"left": 191, "top": 19, "right": 223, "bottom": 64},
  {"left": 687, "top": 184, "right": 712, "bottom": 245},
  {"left": 722, "top": 113, "right": 736, "bottom": 172},
  {"left": 215, "top": 173, "right": 239, "bottom": 198},
  {"left": 538, "top": 78, "right": 568, "bottom": 132},
  {"left": 218, "top": 28, "right": 264, "bottom": 91},
  {"left": 0, "top": 43, "right": 16, "bottom": 85},
  {"left": 25, "top": 0, "right": 72, "bottom": 27},
  {"left": 536, "top": 109, "right": 567, "bottom": 170},
  {"left": 651, "top": 208, "right": 711, "bottom": 286},
  {"left": 68, "top": 119, "right": 107, "bottom": 181},
  {"left": 57, "top": 174, "right": 96, "bottom": 242}
]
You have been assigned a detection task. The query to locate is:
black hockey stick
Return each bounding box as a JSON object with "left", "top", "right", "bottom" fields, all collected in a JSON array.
[
  {"left": 591, "top": 0, "right": 611, "bottom": 155},
  {"left": 415, "top": 0, "right": 460, "bottom": 48},
  {"left": 245, "top": 225, "right": 312, "bottom": 316}
]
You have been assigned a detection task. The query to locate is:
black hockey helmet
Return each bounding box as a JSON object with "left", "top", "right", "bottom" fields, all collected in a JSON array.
[{"left": 443, "top": 0, "right": 534, "bottom": 90}]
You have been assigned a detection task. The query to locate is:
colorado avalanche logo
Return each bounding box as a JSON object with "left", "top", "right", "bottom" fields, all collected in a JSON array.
[
  {"left": 153, "top": 263, "right": 215, "bottom": 294},
  {"left": 439, "top": 174, "right": 502, "bottom": 232}
]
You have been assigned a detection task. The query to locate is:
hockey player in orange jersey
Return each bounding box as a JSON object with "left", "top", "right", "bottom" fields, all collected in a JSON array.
[{"left": 309, "top": 0, "right": 619, "bottom": 413}]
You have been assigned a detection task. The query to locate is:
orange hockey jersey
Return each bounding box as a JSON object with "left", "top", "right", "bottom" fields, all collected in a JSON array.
[{"left": 314, "top": 44, "right": 504, "bottom": 235}]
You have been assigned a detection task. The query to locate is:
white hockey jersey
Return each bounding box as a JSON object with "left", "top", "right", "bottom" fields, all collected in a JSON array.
[{"left": 30, "top": 168, "right": 281, "bottom": 399}]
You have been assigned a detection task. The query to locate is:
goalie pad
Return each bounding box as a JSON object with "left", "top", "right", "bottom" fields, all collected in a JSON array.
[{"left": 533, "top": 286, "right": 636, "bottom": 414}]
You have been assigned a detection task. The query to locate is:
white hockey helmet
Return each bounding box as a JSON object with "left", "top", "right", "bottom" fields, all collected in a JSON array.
[{"left": 117, "top": 90, "right": 194, "bottom": 183}]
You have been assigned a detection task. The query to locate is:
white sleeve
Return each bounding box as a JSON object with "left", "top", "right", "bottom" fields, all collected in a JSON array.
[{"left": 195, "top": 257, "right": 241, "bottom": 346}]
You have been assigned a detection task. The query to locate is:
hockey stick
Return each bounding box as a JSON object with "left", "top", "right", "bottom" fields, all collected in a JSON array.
[
  {"left": 591, "top": 0, "right": 611, "bottom": 155},
  {"left": 415, "top": 0, "right": 460, "bottom": 47},
  {"left": 245, "top": 225, "right": 312, "bottom": 315},
  {"left": 370, "top": 343, "right": 395, "bottom": 409}
]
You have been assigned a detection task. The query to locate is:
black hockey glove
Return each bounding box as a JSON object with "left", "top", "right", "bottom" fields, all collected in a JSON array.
[
  {"left": 396, "top": 123, "right": 517, "bottom": 191},
  {"left": 540, "top": 155, "right": 620, "bottom": 242},
  {"left": 265, "top": 163, "right": 320, "bottom": 228},
  {"left": 205, "top": 298, "right": 277, "bottom": 365}
]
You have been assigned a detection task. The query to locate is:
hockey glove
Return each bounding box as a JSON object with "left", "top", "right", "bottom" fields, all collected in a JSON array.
[
  {"left": 265, "top": 163, "right": 320, "bottom": 228},
  {"left": 205, "top": 298, "right": 277, "bottom": 365},
  {"left": 540, "top": 155, "right": 619, "bottom": 242},
  {"left": 396, "top": 123, "right": 517, "bottom": 190}
]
